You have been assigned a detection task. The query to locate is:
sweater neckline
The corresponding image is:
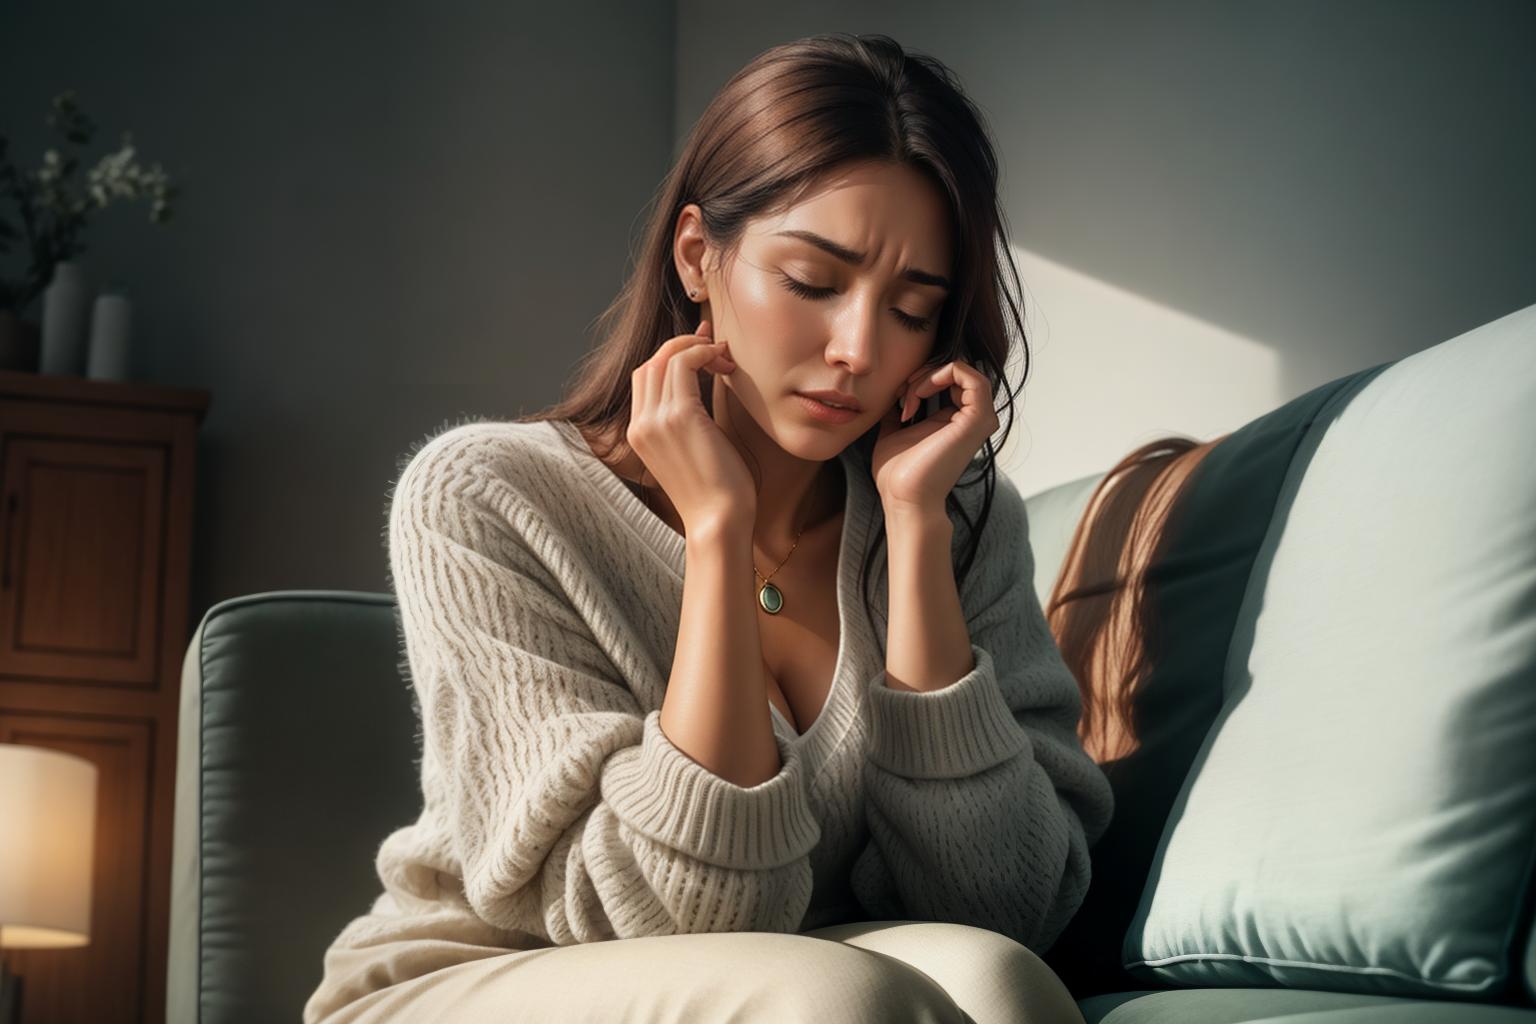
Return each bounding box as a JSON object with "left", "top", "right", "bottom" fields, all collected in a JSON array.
[{"left": 543, "top": 417, "right": 874, "bottom": 749}]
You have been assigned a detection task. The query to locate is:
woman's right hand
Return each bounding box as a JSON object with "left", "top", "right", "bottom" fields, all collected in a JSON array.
[{"left": 626, "top": 319, "right": 757, "bottom": 533}]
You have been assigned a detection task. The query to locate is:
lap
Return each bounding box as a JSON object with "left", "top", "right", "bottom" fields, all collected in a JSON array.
[
  {"left": 803, "top": 920, "right": 1086, "bottom": 1024},
  {"left": 313, "top": 920, "right": 1084, "bottom": 1024}
]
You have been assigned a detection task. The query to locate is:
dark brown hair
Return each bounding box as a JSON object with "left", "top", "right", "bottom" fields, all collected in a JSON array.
[
  {"left": 1044, "top": 435, "right": 1227, "bottom": 764},
  {"left": 521, "top": 35, "right": 1025, "bottom": 636},
  {"left": 520, "top": 31, "right": 1207, "bottom": 751}
]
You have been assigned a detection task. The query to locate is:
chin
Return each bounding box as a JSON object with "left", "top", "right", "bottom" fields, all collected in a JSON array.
[{"left": 777, "top": 411, "right": 862, "bottom": 459}]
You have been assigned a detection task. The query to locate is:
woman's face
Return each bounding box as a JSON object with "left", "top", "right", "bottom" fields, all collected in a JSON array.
[{"left": 678, "top": 159, "right": 954, "bottom": 459}]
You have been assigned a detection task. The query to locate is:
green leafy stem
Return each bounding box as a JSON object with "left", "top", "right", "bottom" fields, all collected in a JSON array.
[{"left": 0, "top": 89, "right": 182, "bottom": 316}]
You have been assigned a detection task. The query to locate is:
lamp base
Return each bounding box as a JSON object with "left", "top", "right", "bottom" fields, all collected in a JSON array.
[{"left": 0, "top": 956, "right": 19, "bottom": 1024}]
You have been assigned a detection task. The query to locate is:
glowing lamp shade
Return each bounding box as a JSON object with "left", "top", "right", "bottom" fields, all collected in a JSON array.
[{"left": 0, "top": 744, "right": 97, "bottom": 949}]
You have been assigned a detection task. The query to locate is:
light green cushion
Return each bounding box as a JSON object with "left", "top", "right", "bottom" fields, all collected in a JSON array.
[
  {"left": 1123, "top": 302, "right": 1536, "bottom": 1000},
  {"left": 1037, "top": 366, "right": 1389, "bottom": 999},
  {"left": 1079, "top": 987, "right": 1536, "bottom": 1024}
]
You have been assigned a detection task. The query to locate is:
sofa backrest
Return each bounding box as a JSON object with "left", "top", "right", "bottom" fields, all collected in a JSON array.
[
  {"left": 168, "top": 591, "right": 420, "bottom": 1024},
  {"left": 1029, "top": 358, "right": 1387, "bottom": 997},
  {"left": 1029, "top": 302, "right": 1536, "bottom": 1006}
]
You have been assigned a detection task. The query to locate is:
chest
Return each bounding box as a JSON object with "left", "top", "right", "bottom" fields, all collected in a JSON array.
[{"left": 758, "top": 534, "right": 843, "bottom": 735}]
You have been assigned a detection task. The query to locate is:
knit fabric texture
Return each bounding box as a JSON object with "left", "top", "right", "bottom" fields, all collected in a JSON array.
[{"left": 302, "top": 417, "right": 1114, "bottom": 1023}]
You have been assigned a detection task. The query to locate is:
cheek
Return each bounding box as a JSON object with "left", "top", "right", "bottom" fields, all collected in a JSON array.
[
  {"left": 721, "top": 284, "right": 819, "bottom": 368},
  {"left": 731, "top": 277, "right": 812, "bottom": 335}
]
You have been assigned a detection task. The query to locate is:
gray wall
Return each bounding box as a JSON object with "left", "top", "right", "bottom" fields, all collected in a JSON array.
[
  {"left": 3, "top": 2, "right": 1532, "bottom": 625},
  {"left": 2, "top": 1, "right": 676, "bottom": 627},
  {"left": 676, "top": 1, "right": 1536, "bottom": 492}
]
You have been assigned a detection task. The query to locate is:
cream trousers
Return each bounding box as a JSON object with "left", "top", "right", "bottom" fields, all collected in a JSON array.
[{"left": 309, "top": 919, "right": 1086, "bottom": 1024}]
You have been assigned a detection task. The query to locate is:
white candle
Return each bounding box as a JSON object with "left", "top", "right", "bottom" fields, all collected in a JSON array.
[{"left": 86, "top": 292, "right": 133, "bottom": 382}]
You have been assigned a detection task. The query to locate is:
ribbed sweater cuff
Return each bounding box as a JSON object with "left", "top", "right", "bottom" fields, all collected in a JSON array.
[
  {"left": 865, "top": 642, "right": 1031, "bottom": 778},
  {"left": 599, "top": 709, "right": 822, "bottom": 870}
]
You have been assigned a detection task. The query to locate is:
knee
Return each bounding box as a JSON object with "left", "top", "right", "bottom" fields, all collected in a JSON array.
[
  {"left": 896, "top": 923, "right": 1082, "bottom": 1024},
  {"left": 810, "top": 921, "right": 1082, "bottom": 1024},
  {"left": 770, "top": 938, "right": 971, "bottom": 1024},
  {"left": 935, "top": 923, "right": 1056, "bottom": 990}
]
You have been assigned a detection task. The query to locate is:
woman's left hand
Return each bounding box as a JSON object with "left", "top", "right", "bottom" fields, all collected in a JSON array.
[{"left": 871, "top": 358, "right": 1001, "bottom": 516}]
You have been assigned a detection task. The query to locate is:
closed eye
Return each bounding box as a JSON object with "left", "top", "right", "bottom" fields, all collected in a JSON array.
[{"left": 778, "top": 272, "right": 934, "bottom": 334}]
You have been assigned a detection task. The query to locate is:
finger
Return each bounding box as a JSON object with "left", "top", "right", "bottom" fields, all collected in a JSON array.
[
  {"left": 927, "top": 406, "right": 960, "bottom": 430},
  {"left": 663, "top": 338, "right": 734, "bottom": 409},
  {"left": 642, "top": 326, "right": 723, "bottom": 410},
  {"left": 632, "top": 360, "right": 663, "bottom": 429},
  {"left": 675, "top": 324, "right": 725, "bottom": 365},
  {"left": 912, "top": 362, "right": 956, "bottom": 395},
  {"left": 904, "top": 364, "right": 950, "bottom": 421},
  {"left": 907, "top": 361, "right": 991, "bottom": 419},
  {"left": 943, "top": 360, "right": 988, "bottom": 410},
  {"left": 650, "top": 323, "right": 717, "bottom": 366},
  {"left": 678, "top": 338, "right": 735, "bottom": 375}
]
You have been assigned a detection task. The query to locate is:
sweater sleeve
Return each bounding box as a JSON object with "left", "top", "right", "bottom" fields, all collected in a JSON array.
[
  {"left": 848, "top": 471, "right": 1114, "bottom": 953},
  {"left": 387, "top": 428, "right": 822, "bottom": 945}
]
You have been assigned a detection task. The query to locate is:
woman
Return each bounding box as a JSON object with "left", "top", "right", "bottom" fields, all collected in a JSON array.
[{"left": 305, "top": 32, "right": 1115, "bottom": 1024}]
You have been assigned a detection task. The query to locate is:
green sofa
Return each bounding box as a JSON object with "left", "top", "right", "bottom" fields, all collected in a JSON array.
[{"left": 166, "top": 302, "right": 1536, "bottom": 1023}]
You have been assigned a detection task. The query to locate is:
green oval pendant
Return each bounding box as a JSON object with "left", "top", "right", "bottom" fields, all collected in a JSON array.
[{"left": 758, "top": 582, "right": 784, "bottom": 614}]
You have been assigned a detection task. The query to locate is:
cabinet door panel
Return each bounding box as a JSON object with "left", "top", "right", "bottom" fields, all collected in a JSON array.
[{"left": 0, "top": 438, "right": 166, "bottom": 686}]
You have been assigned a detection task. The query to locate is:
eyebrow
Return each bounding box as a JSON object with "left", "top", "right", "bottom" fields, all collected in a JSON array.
[{"left": 772, "top": 229, "right": 951, "bottom": 291}]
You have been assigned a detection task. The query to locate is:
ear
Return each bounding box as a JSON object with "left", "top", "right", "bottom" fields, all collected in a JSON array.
[{"left": 673, "top": 203, "right": 711, "bottom": 294}]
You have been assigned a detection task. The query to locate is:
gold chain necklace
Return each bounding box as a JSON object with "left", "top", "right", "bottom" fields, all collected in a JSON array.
[{"left": 751, "top": 531, "right": 802, "bottom": 615}]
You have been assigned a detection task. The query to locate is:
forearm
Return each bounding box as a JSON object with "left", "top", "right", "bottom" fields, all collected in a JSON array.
[
  {"left": 884, "top": 509, "right": 975, "bottom": 693},
  {"left": 659, "top": 518, "right": 780, "bottom": 787}
]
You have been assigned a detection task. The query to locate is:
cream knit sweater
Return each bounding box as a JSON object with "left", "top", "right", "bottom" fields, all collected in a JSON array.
[{"left": 303, "top": 417, "right": 1114, "bottom": 1023}]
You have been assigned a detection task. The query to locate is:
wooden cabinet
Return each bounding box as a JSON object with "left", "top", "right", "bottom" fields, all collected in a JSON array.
[{"left": 0, "top": 369, "right": 208, "bottom": 1024}]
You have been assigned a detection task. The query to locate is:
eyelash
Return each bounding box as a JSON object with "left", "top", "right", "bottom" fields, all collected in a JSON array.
[{"left": 777, "top": 273, "right": 934, "bottom": 333}]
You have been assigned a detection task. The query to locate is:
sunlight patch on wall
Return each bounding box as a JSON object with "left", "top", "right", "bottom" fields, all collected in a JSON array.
[{"left": 995, "top": 245, "right": 1285, "bottom": 498}]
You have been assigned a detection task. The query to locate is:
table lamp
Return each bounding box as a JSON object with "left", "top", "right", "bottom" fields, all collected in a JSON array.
[{"left": 0, "top": 743, "right": 97, "bottom": 1024}]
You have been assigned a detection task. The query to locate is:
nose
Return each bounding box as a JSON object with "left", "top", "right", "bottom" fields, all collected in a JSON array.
[{"left": 822, "top": 305, "right": 881, "bottom": 377}]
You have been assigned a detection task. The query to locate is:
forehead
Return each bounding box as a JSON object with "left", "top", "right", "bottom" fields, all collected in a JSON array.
[{"left": 747, "top": 161, "right": 953, "bottom": 273}]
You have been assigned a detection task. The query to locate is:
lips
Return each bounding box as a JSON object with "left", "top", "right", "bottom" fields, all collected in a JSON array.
[
  {"left": 795, "top": 393, "right": 861, "bottom": 423},
  {"left": 798, "top": 391, "right": 861, "bottom": 412}
]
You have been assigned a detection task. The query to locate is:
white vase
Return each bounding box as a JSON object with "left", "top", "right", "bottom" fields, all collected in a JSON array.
[
  {"left": 40, "top": 260, "right": 90, "bottom": 376},
  {"left": 86, "top": 292, "right": 133, "bottom": 382}
]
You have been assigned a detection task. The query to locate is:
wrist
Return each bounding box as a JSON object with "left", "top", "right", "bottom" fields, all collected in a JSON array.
[
  {"left": 883, "top": 503, "right": 952, "bottom": 538},
  {"left": 684, "top": 511, "right": 755, "bottom": 549}
]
